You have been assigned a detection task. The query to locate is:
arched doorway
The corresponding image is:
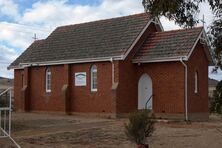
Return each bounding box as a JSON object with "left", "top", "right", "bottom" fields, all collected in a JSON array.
[{"left": 138, "top": 74, "right": 153, "bottom": 110}]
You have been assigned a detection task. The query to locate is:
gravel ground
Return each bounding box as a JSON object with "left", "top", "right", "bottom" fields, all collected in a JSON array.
[{"left": 0, "top": 113, "right": 222, "bottom": 148}]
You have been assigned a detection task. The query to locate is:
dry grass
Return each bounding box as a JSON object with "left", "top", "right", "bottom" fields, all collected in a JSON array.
[{"left": 0, "top": 113, "right": 222, "bottom": 148}]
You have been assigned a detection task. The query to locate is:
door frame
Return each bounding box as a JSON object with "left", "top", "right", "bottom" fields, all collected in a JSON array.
[{"left": 138, "top": 73, "right": 153, "bottom": 110}]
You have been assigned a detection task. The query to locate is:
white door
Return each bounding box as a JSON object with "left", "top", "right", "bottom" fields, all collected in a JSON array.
[{"left": 138, "top": 74, "right": 153, "bottom": 110}]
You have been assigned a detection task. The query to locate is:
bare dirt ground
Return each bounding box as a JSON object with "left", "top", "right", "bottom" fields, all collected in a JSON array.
[{"left": 0, "top": 113, "right": 222, "bottom": 148}]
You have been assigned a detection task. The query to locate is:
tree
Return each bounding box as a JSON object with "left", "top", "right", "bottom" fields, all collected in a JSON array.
[
  {"left": 142, "top": 0, "right": 222, "bottom": 69},
  {"left": 210, "top": 80, "right": 222, "bottom": 113}
]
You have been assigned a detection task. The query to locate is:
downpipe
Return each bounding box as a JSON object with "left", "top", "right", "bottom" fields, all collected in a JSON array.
[
  {"left": 110, "top": 57, "right": 114, "bottom": 84},
  {"left": 180, "top": 58, "right": 188, "bottom": 121}
]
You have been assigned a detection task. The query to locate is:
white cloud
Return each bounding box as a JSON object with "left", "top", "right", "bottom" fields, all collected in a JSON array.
[
  {"left": 198, "top": 2, "right": 214, "bottom": 29},
  {"left": 160, "top": 17, "right": 181, "bottom": 31},
  {"left": 0, "top": 22, "right": 49, "bottom": 50},
  {"left": 209, "top": 66, "right": 222, "bottom": 81},
  {"left": 0, "top": 0, "right": 19, "bottom": 18},
  {"left": 19, "top": 0, "right": 144, "bottom": 28},
  {"left": 0, "top": 45, "right": 18, "bottom": 78}
]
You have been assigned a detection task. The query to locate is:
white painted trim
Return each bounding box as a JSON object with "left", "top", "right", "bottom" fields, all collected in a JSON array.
[
  {"left": 132, "top": 28, "right": 213, "bottom": 64},
  {"left": 194, "top": 72, "right": 199, "bottom": 94},
  {"left": 152, "top": 17, "right": 164, "bottom": 31},
  {"left": 201, "top": 29, "right": 210, "bottom": 47},
  {"left": 187, "top": 29, "right": 204, "bottom": 60},
  {"left": 110, "top": 58, "right": 115, "bottom": 84},
  {"left": 201, "top": 30, "right": 214, "bottom": 64},
  {"left": 180, "top": 58, "right": 188, "bottom": 121},
  {"left": 132, "top": 57, "right": 187, "bottom": 63},
  {"left": 9, "top": 56, "right": 123, "bottom": 69},
  {"left": 187, "top": 29, "right": 213, "bottom": 64},
  {"left": 7, "top": 66, "right": 24, "bottom": 70},
  {"left": 123, "top": 17, "right": 162, "bottom": 60},
  {"left": 90, "top": 65, "right": 97, "bottom": 92},
  {"left": 45, "top": 69, "right": 52, "bottom": 93},
  {"left": 122, "top": 21, "right": 152, "bottom": 60}
]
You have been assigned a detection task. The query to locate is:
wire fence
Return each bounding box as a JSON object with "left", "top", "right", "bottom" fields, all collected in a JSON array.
[{"left": 0, "top": 88, "right": 20, "bottom": 148}]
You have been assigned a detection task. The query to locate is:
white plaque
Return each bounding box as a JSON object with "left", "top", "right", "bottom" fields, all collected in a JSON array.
[{"left": 75, "top": 72, "right": 86, "bottom": 86}]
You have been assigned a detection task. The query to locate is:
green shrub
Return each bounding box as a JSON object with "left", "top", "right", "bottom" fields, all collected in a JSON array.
[
  {"left": 125, "top": 109, "right": 155, "bottom": 145},
  {"left": 210, "top": 80, "right": 222, "bottom": 114}
]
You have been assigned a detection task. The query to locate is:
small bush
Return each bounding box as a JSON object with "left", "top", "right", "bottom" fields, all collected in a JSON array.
[
  {"left": 210, "top": 81, "right": 222, "bottom": 114},
  {"left": 125, "top": 109, "right": 155, "bottom": 145}
]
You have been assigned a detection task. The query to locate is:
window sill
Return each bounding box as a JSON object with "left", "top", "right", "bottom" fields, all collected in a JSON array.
[
  {"left": 46, "top": 90, "right": 51, "bottom": 93},
  {"left": 91, "top": 89, "right": 97, "bottom": 93}
]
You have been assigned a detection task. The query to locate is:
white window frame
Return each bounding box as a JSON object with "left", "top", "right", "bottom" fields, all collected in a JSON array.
[
  {"left": 194, "top": 71, "right": 198, "bottom": 94},
  {"left": 91, "top": 65, "right": 97, "bottom": 92},
  {"left": 46, "top": 68, "right": 52, "bottom": 93}
]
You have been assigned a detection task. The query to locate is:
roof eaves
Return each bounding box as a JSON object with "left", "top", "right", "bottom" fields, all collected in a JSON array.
[
  {"left": 9, "top": 55, "right": 124, "bottom": 69},
  {"left": 132, "top": 56, "right": 187, "bottom": 63}
]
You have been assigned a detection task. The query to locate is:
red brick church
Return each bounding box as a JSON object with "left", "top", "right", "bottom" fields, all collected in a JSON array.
[{"left": 9, "top": 13, "right": 212, "bottom": 120}]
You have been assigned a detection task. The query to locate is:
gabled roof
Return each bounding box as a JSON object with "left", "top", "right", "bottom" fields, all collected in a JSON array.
[
  {"left": 9, "top": 13, "right": 152, "bottom": 69},
  {"left": 133, "top": 27, "right": 212, "bottom": 63}
]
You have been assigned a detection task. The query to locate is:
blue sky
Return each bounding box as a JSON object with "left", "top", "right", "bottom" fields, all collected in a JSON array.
[{"left": 0, "top": 0, "right": 221, "bottom": 81}]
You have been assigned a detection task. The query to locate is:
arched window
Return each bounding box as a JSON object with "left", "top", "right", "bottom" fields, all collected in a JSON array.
[
  {"left": 194, "top": 71, "right": 198, "bottom": 93},
  {"left": 46, "top": 68, "right": 51, "bottom": 93},
  {"left": 91, "top": 65, "right": 97, "bottom": 92}
]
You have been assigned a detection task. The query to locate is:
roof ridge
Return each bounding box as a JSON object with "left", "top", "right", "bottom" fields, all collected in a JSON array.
[{"left": 57, "top": 12, "right": 150, "bottom": 29}]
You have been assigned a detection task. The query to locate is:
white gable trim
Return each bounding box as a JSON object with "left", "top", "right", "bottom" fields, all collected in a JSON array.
[
  {"left": 187, "top": 29, "right": 204, "bottom": 60},
  {"left": 123, "top": 17, "right": 163, "bottom": 60},
  {"left": 152, "top": 17, "right": 164, "bottom": 31},
  {"left": 133, "top": 28, "right": 213, "bottom": 64},
  {"left": 187, "top": 29, "right": 213, "bottom": 63}
]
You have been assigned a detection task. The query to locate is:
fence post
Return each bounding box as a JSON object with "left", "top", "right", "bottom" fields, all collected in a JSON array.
[{"left": 9, "top": 89, "right": 12, "bottom": 136}]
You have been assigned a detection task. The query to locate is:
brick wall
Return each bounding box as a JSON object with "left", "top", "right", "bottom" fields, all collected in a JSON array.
[
  {"left": 14, "top": 69, "right": 23, "bottom": 111},
  {"left": 70, "top": 62, "right": 114, "bottom": 113},
  {"left": 138, "top": 62, "right": 185, "bottom": 114},
  {"left": 29, "top": 65, "right": 66, "bottom": 111},
  {"left": 187, "top": 42, "right": 209, "bottom": 113},
  {"left": 14, "top": 62, "right": 115, "bottom": 113},
  {"left": 117, "top": 61, "right": 185, "bottom": 114}
]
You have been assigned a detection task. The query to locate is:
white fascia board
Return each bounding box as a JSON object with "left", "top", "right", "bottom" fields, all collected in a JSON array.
[
  {"left": 123, "top": 17, "right": 162, "bottom": 60},
  {"left": 187, "top": 29, "right": 203, "bottom": 59},
  {"left": 9, "top": 56, "right": 123, "bottom": 69},
  {"left": 132, "top": 57, "right": 187, "bottom": 63},
  {"left": 187, "top": 29, "right": 213, "bottom": 64},
  {"left": 202, "top": 30, "right": 214, "bottom": 64},
  {"left": 7, "top": 66, "right": 19, "bottom": 70},
  {"left": 152, "top": 17, "right": 164, "bottom": 31},
  {"left": 202, "top": 29, "right": 210, "bottom": 47}
]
